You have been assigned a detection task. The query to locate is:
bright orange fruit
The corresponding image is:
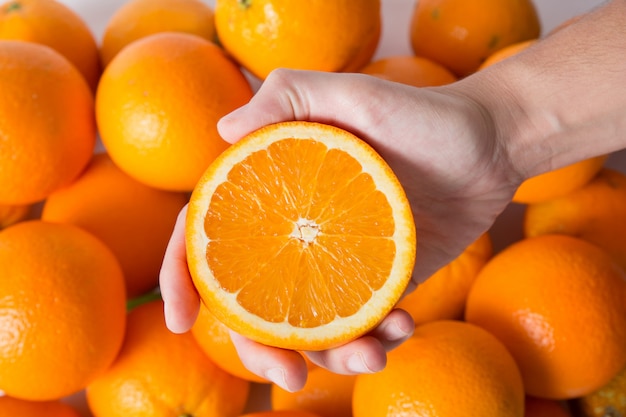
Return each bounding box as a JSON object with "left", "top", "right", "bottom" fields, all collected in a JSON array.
[
  {"left": 0, "top": 396, "right": 81, "bottom": 417},
  {"left": 86, "top": 299, "right": 250, "bottom": 417},
  {"left": 99, "top": 0, "right": 216, "bottom": 67},
  {"left": 96, "top": 32, "right": 253, "bottom": 192},
  {"left": 360, "top": 55, "right": 457, "bottom": 87},
  {"left": 214, "top": 0, "right": 381, "bottom": 79},
  {"left": 0, "top": 0, "right": 101, "bottom": 92},
  {"left": 465, "top": 234, "right": 626, "bottom": 399},
  {"left": 572, "top": 363, "right": 626, "bottom": 417},
  {"left": 42, "top": 153, "right": 188, "bottom": 298},
  {"left": 396, "top": 232, "right": 492, "bottom": 325},
  {"left": 186, "top": 121, "right": 416, "bottom": 351},
  {"left": 409, "top": 0, "right": 540, "bottom": 77},
  {"left": 352, "top": 320, "right": 525, "bottom": 417},
  {"left": 0, "top": 40, "right": 95, "bottom": 205},
  {"left": 0, "top": 220, "right": 126, "bottom": 401},
  {"left": 524, "top": 168, "right": 626, "bottom": 273}
]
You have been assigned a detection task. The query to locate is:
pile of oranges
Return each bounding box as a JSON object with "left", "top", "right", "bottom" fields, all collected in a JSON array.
[{"left": 1, "top": 0, "right": 625, "bottom": 416}]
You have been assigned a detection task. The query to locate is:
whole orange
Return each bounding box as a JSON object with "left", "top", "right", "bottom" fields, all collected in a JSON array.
[
  {"left": 524, "top": 168, "right": 626, "bottom": 273},
  {"left": 465, "top": 234, "right": 626, "bottom": 399},
  {"left": 271, "top": 366, "right": 356, "bottom": 417},
  {"left": 96, "top": 32, "right": 253, "bottom": 192},
  {"left": 192, "top": 303, "right": 269, "bottom": 383},
  {"left": 360, "top": 55, "right": 457, "bottom": 87},
  {"left": 41, "top": 153, "right": 189, "bottom": 298},
  {"left": 396, "top": 232, "right": 492, "bottom": 325},
  {"left": 214, "top": 0, "right": 381, "bottom": 79},
  {"left": 0, "top": 40, "right": 95, "bottom": 205},
  {"left": 86, "top": 299, "right": 250, "bottom": 417},
  {"left": 0, "top": 220, "right": 126, "bottom": 401},
  {"left": 409, "top": 0, "right": 540, "bottom": 77},
  {"left": 0, "top": 396, "right": 81, "bottom": 417},
  {"left": 99, "top": 0, "right": 216, "bottom": 67},
  {"left": 0, "top": 0, "right": 101, "bottom": 91},
  {"left": 352, "top": 320, "right": 525, "bottom": 417}
]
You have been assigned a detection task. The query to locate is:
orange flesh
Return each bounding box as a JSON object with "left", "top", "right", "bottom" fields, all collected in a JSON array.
[{"left": 204, "top": 138, "right": 396, "bottom": 328}]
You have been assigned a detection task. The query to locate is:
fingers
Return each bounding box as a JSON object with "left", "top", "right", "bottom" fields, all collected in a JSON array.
[
  {"left": 230, "top": 331, "right": 309, "bottom": 392},
  {"left": 217, "top": 69, "right": 390, "bottom": 144},
  {"left": 304, "top": 308, "right": 414, "bottom": 375},
  {"left": 159, "top": 205, "right": 201, "bottom": 333}
]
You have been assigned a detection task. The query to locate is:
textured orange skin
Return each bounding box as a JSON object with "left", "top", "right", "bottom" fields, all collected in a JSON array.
[
  {"left": 397, "top": 232, "right": 492, "bottom": 325},
  {"left": 409, "top": 0, "right": 540, "bottom": 77},
  {"left": 466, "top": 234, "right": 626, "bottom": 399},
  {"left": 215, "top": 0, "right": 381, "bottom": 79},
  {"left": 0, "top": 221, "right": 126, "bottom": 401},
  {"left": 524, "top": 168, "right": 626, "bottom": 273},
  {"left": 42, "top": 153, "right": 189, "bottom": 298},
  {"left": 86, "top": 300, "right": 250, "bottom": 417},
  {"left": 0, "top": 40, "right": 95, "bottom": 205},
  {"left": 352, "top": 320, "right": 525, "bottom": 417},
  {"left": 360, "top": 55, "right": 458, "bottom": 87},
  {"left": 241, "top": 412, "right": 323, "bottom": 417},
  {"left": 0, "top": 0, "right": 101, "bottom": 92},
  {"left": 99, "top": 0, "right": 216, "bottom": 67},
  {"left": 271, "top": 366, "right": 357, "bottom": 417},
  {"left": 0, "top": 396, "right": 81, "bottom": 417},
  {"left": 96, "top": 32, "right": 253, "bottom": 192}
]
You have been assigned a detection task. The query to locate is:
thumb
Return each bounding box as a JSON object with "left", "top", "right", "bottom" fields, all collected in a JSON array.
[{"left": 217, "top": 69, "right": 389, "bottom": 144}]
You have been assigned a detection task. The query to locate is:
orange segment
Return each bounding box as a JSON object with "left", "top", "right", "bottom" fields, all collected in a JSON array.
[{"left": 186, "top": 121, "right": 416, "bottom": 351}]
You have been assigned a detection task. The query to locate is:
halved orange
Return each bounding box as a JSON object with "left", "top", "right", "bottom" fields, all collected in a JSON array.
[{"left": 186, "top": 121, "right": 416, "bottom": 351}]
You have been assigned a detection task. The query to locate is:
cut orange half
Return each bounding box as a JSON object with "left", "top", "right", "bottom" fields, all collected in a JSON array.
[{"left": 186, "top": 121, "right": 416, "bottom": 351}]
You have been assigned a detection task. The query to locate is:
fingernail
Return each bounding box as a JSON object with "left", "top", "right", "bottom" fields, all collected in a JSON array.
[
  {"left": 347, "top": 352, "right": 374, "bottom": 374},
  {"left": 265, "top": 367, "right": 291, "bottom": 391},
  {"left": 383, "top": 319, "right": 413, "bottom": 342}
]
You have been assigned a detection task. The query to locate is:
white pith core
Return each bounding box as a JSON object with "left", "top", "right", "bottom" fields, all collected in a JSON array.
[{"left": 290, "top": 218, "right": 320, "bottom": 244}]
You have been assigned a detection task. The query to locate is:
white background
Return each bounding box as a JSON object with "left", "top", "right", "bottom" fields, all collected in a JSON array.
[{"left": 53, "top": 0, "right": 617, "bottom": 414}]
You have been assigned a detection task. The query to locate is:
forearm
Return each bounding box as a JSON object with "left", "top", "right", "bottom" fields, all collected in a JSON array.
[{"left": 457, "top": 0, "right": 626, "bottom": 181}]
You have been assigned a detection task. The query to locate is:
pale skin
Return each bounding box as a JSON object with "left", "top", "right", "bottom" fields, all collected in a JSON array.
[{"left": 160, "top": 0, "right": 626, "bottom": 392}]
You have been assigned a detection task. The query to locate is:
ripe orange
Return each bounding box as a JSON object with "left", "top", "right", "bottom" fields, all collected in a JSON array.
[
  {"left": 512, "top": 155, "right": 607, "bottom": 204},
  {"left": 465, "top": 234, "right": 626, "bottom": 399},
  {"left": 524, "top": 168, "right": 626, "bottom": 273},
  {"left": 352, "top": 320, "right": 525, "bottom": 417},
  {"left": 478, "top": 39, "right": 536, "bottom": 70},
  {"left": 271, "top": 366, "right": 356, "bottom": 417},
  {"left": 571, "top": 363, "right": 626, "bottom": 417},
  {"left": 396, "top": 232, "right": 492, "bottom": 325},
  {"left": 0, "top": 40, "right": 95, "bottom": 205},
  {"left": 214, "top": 0, "right": 381, "bottom": 79},
  {"left": 360, "top": 55, "right": 458, "bottom": 87},
  {"left": 186, "top": 121, "right": 416, "bottom": 351},
  {"left": 96, "top": 32, "right": 253, "bottom": 192},
  {"left": 192, "top": 303, "right": 269, "bottom": 383},
  {"left": 524, "top": 397, "right": 572, "bottom": 417},
  {"left": 86, "top": 299, "right": 250, "bottom": 417},
  {"left": 99, "top": 0, "right": 216, "bottom": 67},
  {"left": 41, "top": 153, "right": 189, "bottom": 298},
  {"left": 0, "top": 396, "right": 81, "bottom": 417},
  {"left": 0, "top": 0, "right": 101, "bottom": 92},
  {"left": 409, "top": 0, "right": 540, "bottom": 77},
  {"left": 0, "top": 202, "right": 31, "bottom": 229},
  {"left": 0, "top": 220, "right": 126, "bottom": 401}
]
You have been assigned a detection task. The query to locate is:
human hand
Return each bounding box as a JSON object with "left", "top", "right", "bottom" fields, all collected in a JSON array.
[{"left": 160, "top": 69, "right": 522, "bottom": 391}]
